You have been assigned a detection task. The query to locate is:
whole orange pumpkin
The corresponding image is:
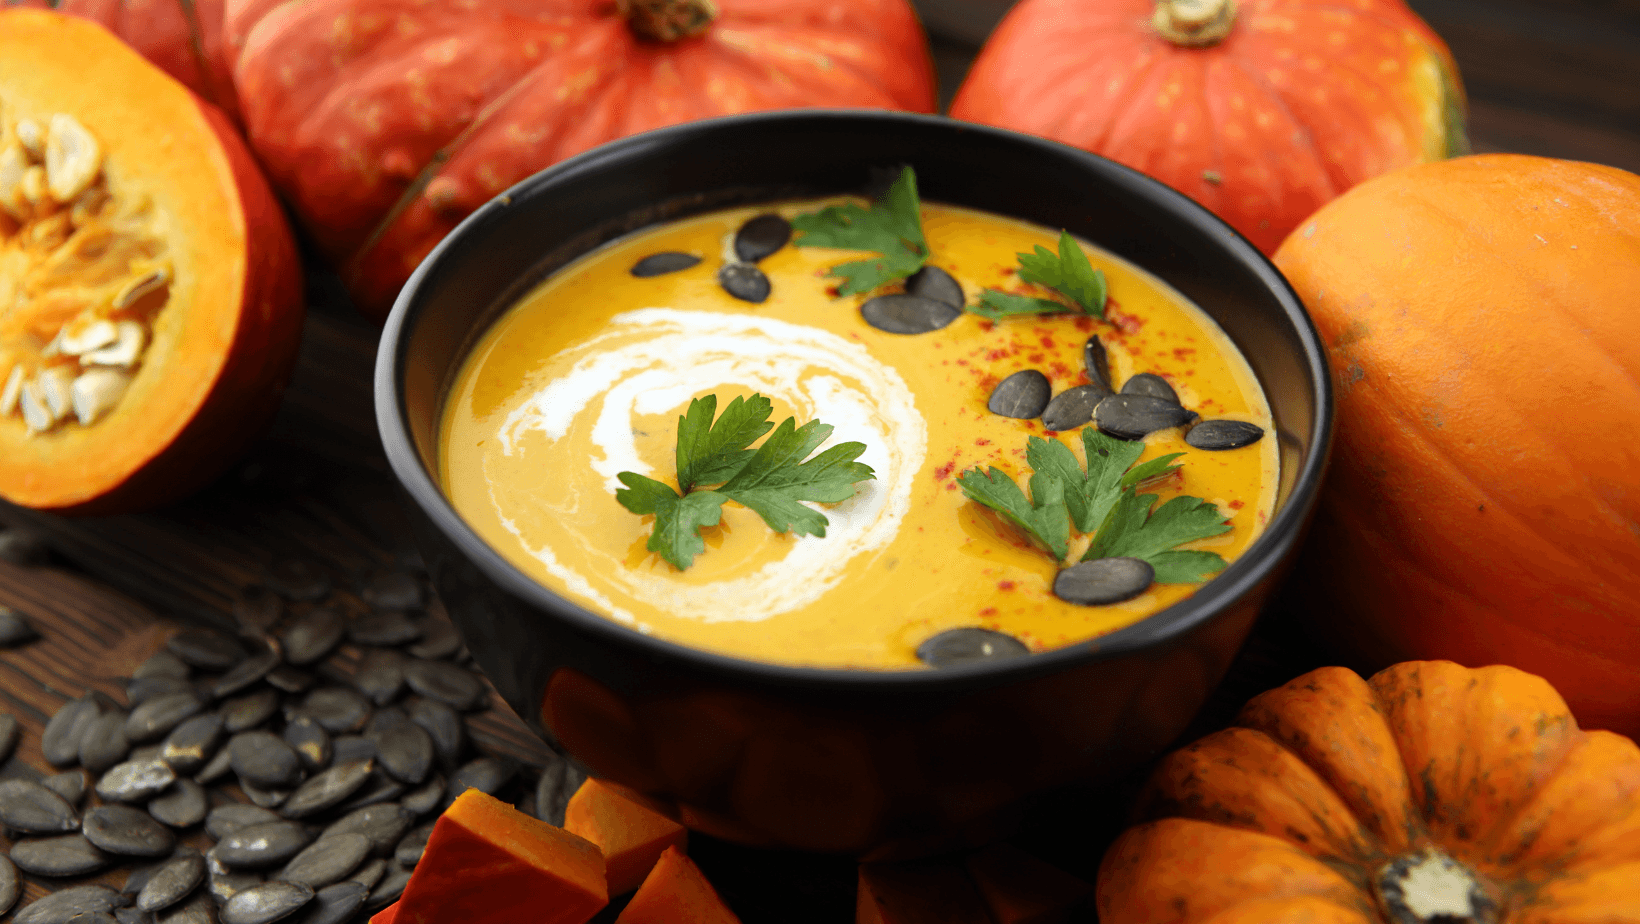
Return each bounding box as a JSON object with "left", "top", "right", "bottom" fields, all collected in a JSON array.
[
  {"left": 1098, "top": 660, "right": 1640, "bottom": 923},
  {"left": 1273, "top": 154, "right": 1640, "bottom": 737},
  {"left": 949, "top": 0, "right": 1467, "bottom": 254},
  {"left": 225, "top": 0, "right": 938, "bottom": 320}
]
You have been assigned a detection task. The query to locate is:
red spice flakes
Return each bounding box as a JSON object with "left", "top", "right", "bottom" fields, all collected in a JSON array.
[
  {"left": 974, "top": 438, "right": 991, "bottom": 447},
  {"left": 1073, "top": 316, "right": 1095, "bottom": 332},
  {"left": 979, "top": 607, "right": 998, "bottom": 617},
  {"left": 956, "top": 358, "right": 970, "bottom": 366},
  {"left": 1049, "top": 361, "right": 1073, "bottom": 381},
  {"left": 825, "top": 285, "right": 841, "bottom": 298},
  {"left": 1038, "top": 334, "right": 1056, "bottom": 349},
  {"left": 945, "top": 481, "right": 959, "bottom": 491},
  {"left": 985, "top": 348, "right": 1010, "bottom": 362},
  {"left": 977, "top": 374, "right": 999, "bottom": 392},
  {"left": 1228, "top": 500, "right": 1245, "bottom": 510},
  {"left": 1172, "top": 347, "right": 1197, "bottom": 360},
  {"left": 997, "top": 581, "right": 1015, "bottom": 591},
  {"left": 933, "top": 461, "right": 956, "bottom": 481},
  {"left": 1027, "top": 353, "right": 1045, "bottom": 363},
  {"left": 978, "top": 319, "right": 995, "bottom": 332}
]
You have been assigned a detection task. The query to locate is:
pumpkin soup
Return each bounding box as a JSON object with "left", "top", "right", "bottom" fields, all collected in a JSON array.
[{"left": 440, "top": 192, "right": 1277, "bottom": 669}]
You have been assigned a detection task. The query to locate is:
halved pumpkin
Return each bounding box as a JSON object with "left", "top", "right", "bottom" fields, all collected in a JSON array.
[{"left": 0, "top": 8, "right": 302, "bottom": 514}]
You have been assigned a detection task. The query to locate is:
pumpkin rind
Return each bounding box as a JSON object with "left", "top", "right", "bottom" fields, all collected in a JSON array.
[
  {"left": 948, "top": 0, "right": 1467, "bottom": 254},
  {"left": 1096, "top": 660, "right": 1640, "bottom": 923},
  {"left": 226, "top": 0, "right": 938, "bottom": 318},
  {"left": 1272, "top": 154, "right": 1640, "bottom": 737}
]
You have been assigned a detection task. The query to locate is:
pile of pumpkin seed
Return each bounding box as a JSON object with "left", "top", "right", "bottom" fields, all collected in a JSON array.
[{"left": 0, "top": 553, "right": 586, "bottom": 924}]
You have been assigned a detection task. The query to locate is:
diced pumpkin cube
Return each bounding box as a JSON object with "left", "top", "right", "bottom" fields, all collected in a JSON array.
[
  {"left": 614, "top": 845, "right": 741, "bottom": 924},
  {"left": 370, "top": 902, "right": 399, "bottom": 924},
  {"left": 394, "top": 789, "right": 608, "bottom": 924},
  {"left": 964, "top": 843, "right": 1092, "bottom": 924},
  {"left": 857, "top": 860, "right": 994, "bottom": 924},
  {"left": 565, "top": 777, "right": 688, "bottom": 895}
]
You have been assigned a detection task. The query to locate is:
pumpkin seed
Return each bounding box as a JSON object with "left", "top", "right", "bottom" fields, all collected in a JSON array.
[
  {"left": 289, "top": 881, "right": 366, "bottom": 924},
  {"left": 193, "top": 748, "right": 234, "bottom": 785},
  {"left": 366, "top": 710, "right": 432, "bottom": 785},
  {"left": 221, "top": 881, "right": 312, "bottom": 924},
  {"left": 279, "top": 760, "right": 374, "bottom": 820},
  {"left": 915, "top": 628, "right": 1029, "bottom": 668},
  {"left": 345, "top": 858, "right": 385, "bottom": 893},
  {"left": 347, "top": 612, "right": 421, "bottom": 648},
  {"left": 987, "top": 369, "right": 1051, "bottom": 419},
  {"left": 265, "top": 667, "right": 315, "bottom": 695},
  {"left": 263, "top": 561, "right": 330, "bottom": 603},
  {"left": 83, "top": 804, "right": 176, "bottom": 857},
  {"left": 96, "top": 760, "right": 176, "bottom": 803},
  {"left": 1095, "top": 393, "right": 1196, "bottom": 441},
  {"left": 405, "top": 618, "right": 460, "bottom": 661},
  {"left": 404, "top": 697, "right": 465, "bottom": 770},
  {"left": 0, "top": 778, "right": 79, "bottom": 833},
  {"left": 160, "top": 713, "right": 225, "bottom": 774},
  {"left": 207, "top": 848, "right": 264, "bottom": 906},
  {"left": 629, "top": 252, "right": 700, "bottom": 278},
  {"left": 533, "top": 758, "right": 587, "bottom": 828},
  {"left": 717, "top": 262, "right": 771, "bottom": 303},
  {"left": 1185, "top": 418, "right": 1265, "bottom": 450},
  {"left": 124, "top": 693, "right": 204, "bottom": 744},
  {"left": 393, "top": 823, "right": 432, "bottom": 869},
  {"left": 135, "top": 853, "right": 206, "bottom": 913},
  {"left": 0, "top": 606, "right": 39, "bottom": 646},
  {"left": 360, "top": 573, "right": 423, "bottom": 611},
  {"left": 277, "top": 833, "right": 370, "bottom": 889},
  {"left": 1054, "top": 556, "right": 1155, "bottom": 606},
  {"left": 332, "top": 773, "right": 406, "bottom": 814},
  {"left": 77, "top": 709, "right": 132, "bottom": 773},
  {"left": 63, "top": 912, "right": 118, "bottom": 924},
  {"left": 1120, "top": 371, "right": 1179, "bottom": 404},
  {"left": 147, "top": 778, "right": 207, "bottom": 829},
  {"left": 444, "top": 757, "right": 516, "bottom": 807},
  {"left": 214, "top": 821, "right": 312, "bottom": 869},
  {"left": 157, "top": 894, "right": 218, "bottom": 924},
  {"left": 44, "top": 693, "right": 116, "bottom": 767},
  {"left": 282, "top": 718, "right": 331, "bottom": 774},
  {"left": 328, "top": 736, "right": 376, "bottom": 768},
  {"left": 232, "top": 587, "right": 284, "bottom": 635},
  {"left": 14, "top": 885, "right": 122, "bottom": 924},
  {"left": 733, "top": 214, "right": 792, "bottom": 263},
  {"left": 297, "top": 688, "right": 371, "bottom": 734},
  {"left": 1040, "top": 384, "right": 1108, "bottom": 432},
  {"left": 364, "top": 868, "right": 409, "bottom": 912},
  {"left": 320, "top": 804, "right": 412, "bottom": 857},
  {"left": 221, "top": 688, "right": 281, "bottom": 734},
  {"left": 165, "top": 630, "right": 244, "bottom": 673},
  {"left": 205, "top": 805, "right": 281, "bottom": 842},
  {"left": 42, "top": 770, "right": 88, "bottom": 808},
  {"left": 126, "top": 677, "right": 193, "bottom": 707},
  {"left": 1083, "top": 335, "right": 1113, "bottom": 393},
  {"left": 11, "top": 833, "right": 110, "bottom": 877},
  {"left": 114, "top": 910, "right": 148, "bottom": 924},
  {"left": 212, "top": 650, "right": 280, "bottom": 700},
  {"left": 400, "top": 774, "right": 444, "bottom": 817},
  {"left": 0, "top": 528, "right": 49, "bottom": 566},
  {"left": 860, "top": 293, "right": 960, "bottom": 334},
  {"left": 132, "top": 651, "right": 191, "bottom": 681},
  {"left": 904, "top": 265, "right": 964, "bottom": 309},
  {"left": 240, "top": 781, "right": 293, "bottom": 810},
  {"left": 401, "top": 661, "right": 486, "bottom": 712},
  {"left": 351, "top": 650, "right": 405, "bottom": 706},
  {"left": 228, "top": 731, "right": 304, "bottom": 790},
  {"left": 0, "top": 853, "right": 16, "bottom": 917},
  {"left": 277, "top": 610, "right": 345, "bottom": 667}
]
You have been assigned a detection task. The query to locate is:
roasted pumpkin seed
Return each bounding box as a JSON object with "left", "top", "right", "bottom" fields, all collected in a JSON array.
[
  {"left": 365, "top": 709, "right": 432, "bottom": 786},
  {"left": 221, "top": 688, "right": 280, "bottom": 734},
  {"left": 0, "top": 853, "right": 16, "bottom": 917},
  {"left": 405, "top": 618, "right": 460, "bottom": 661},
  {"left": 10, "top": 833, "right": 110, "bottom": 877},
  {"left": 207, "top": 847, "right": 264, "bottom": 906},
  {"left": 1120, "top": 371, "right": 1179, "bottom": 404},
  {"left": 328, "top": 736, "right": 376, "bottom": 768},
  {"left": 1184, "top": 418, "right": 1265, "bottom": 450},
  {"left": 404, "top": 697, "right": 464, "bottom": 770},
  {"left": 319, "top": 804, "right": 412, "bottom": 857},
  {"left": 297, "top": 688, "right": 371, "bottom": 734},
  {"left": 159, "top": 713, "right": 225, "bottom": 774},
  {"left": 125, "top": 677, "right": 193, "bottom": 707},
  {"left": 204, "top": 805, "right": 281, "bottom": 842},
  {"left": 279, "top": 760, "right": 374, "bottom": 820},
  {"left": 165, "top": 630, "right": 244, "bottom": 673},
  {"left": 147, "top": 778, "right": 207, "bottom": 829},
  {"left": 346, "top": 612, "right": 420, "bottom": 648},
  {"left": 265, "top": 666, "right": 315, "bottom": 695},
  {"left": 332, "top": 773, "right": 406, "bottom": 814},
  {"left": 0, "top": 778, "right": 80, "bottom": 833},
  {"left": 351, "top": 650, "right": 405, "bottom": 706},
  {"left": 401, "top": 661, "right": 486, "bottom": 712},
  {"left": 14, "top": 884, "right": 122, "bottom": 924},
  {"left": 904, "top": 265, "right": 964, "bottom": 309},
  {"left": 717, "top": 262, "right": 771, "bottom": 303},
  {"left": 277, "top": 610, "right": 345, "bottom": 667},
  {"left": 227, "top": 731, "right": 304, "bottom": 790},
  {"left": 533, "top": 758, "right": 587, "bottom": 828},
  {"left": 400, "top": 774, "right": 444, "bottom": 817},
  {"left": 444, "top": 757, "right": 516, "bottom": 807},
  {"left": 1054, "top": 556, "right": 1155, "bottom": 606},
  {"left": 629, "top": 252, "right": 700, "bottom": 278},
  {"left": 156, "top": 894, "right": 218, "bottom": 924},
  {"left": 221, "top": 881, "right": 312, "bottom": 924},
  {"left": 193, "top": 747, "right": 234, "bottom": 785},
  {"left": 132, "top": 651, "right": 191, "bottom": 681},
  {"left": 392, "top": 823, "right": 432, "bottom": 869},
  {"left": 364, "top": 868, "right": 409, "bottom": 912},
  {"left": 1083, "top": 335, "right": 1113, "bottom": 394},
  {"left": 1040, "top": 384, "right": 1107, "bottom": 432},
  {"left": 733, "top": 214, "right": 792, "bottom": 263},
  {"left": 282, "top": 718, "right": 331, "bottom": 774},
  {"left": 214, "top": 821, "right": 312, "bottom": 869},
  {"left": 915, "top": 628, "right": 1029, "bottom": 668},
  {"left": 987, "top": 369, "right": 1051, "bottom": 419},
  {"left": 345, "top": 858, "right": 385, "bottom": 893},
  {"left": 96, "top": 760, "right": 176, "bottom": 803},
  {"left": 124, "top": 693, "right": 204, "bottom": 744},
  {"left": 77, "top": 710, "right": 131, "bottom": 774},
  {"left": 41, "top": 770, "right": 87, "bottom": 808},
  {"left": 135, "top": 853, "right": 206, "bottom": 913},
  {"left": 277, "top": 833, "right": 369, "bottom": 889},
  {"left": 290, "top": 881, "right": 366, "bottom": 924},
  {"left": 1095, "top": 393, "right": 1196, "bottom": 441},
  {"left": 212, "top": 650, "right": 280, "bottom": 700},
  {"left": 860, "top": 293, "right": 960, "bottom": 334},
  {"left": 83, "top": 804, "right": 176, "bottom": 857}
]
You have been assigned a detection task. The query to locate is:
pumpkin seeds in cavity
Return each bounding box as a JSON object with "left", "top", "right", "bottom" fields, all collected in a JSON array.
[
  {"left": 166, "top": 629, "right": 244, "bottom": 672},
  {"left": 278, "top": 610, "right": 345, "bottom": 667},
  {"left": 160, "top": 713, "right": 225, "bottom": 774},
  {"left": 222, "top": 688, "right": 281, "bottom": 734},
  {"left": 265, "top": 667, "right": 314, "bottom": 695},
  {"left": 1185, "top": 419, "right": 1265, "bottom": 450},
  {"left": 0, "top": 606, "right": 39, "bottom": 646},
  {"left": 279, "top": 760, "right": 374, "bottom": 820},
  {"left": 11, "top": 833, "right": 110, "bottom": 877},
  {"left": 860, "top": 293, "right": 960, "bottom": 334},
  {"left": 402, "top": 660, "right": 486, "bottom": 712},
  {"left": 366, "top": 709, "right": 432, "bottom": 785},
  {"left": 263, "top": 560, "right": 331, "bottom": 603},
  {"left": 42, "top": 769, "right": 88, "bottom": 807},
  {"left": 216, "top": 821, "right": 312, "bottom": 869},
  {"left": 987, "top": 370, "right": 1052, "bottom": 419},
  {"left": 733, "top": 214, "right": 792, "bottom": 263},
  {"left": 346, "top": 858, "right": 385, "bottom": 893},
  {"left": 97, "top": 760, "right": 176, "bottom": 803},
  {"left": 364, "top": 868, "right": 409, "bottom": 911},
  {"left": 915, "top": 628, "right": 1029, "bottom": 668},
  {"left": 127, "top": 677, "right": 193, "bottom": 707},
  {"left": 629, "top": 252, "right": 700, "bottom": 278},
  {"left": 84, "top": 804, "right": 176, "bottom": 856},
  {"left": 534, "top": 759, "right": 587, "bottom": 828},
  {"left": 332, "top": 773, "right": 406, "bottom": 814},
  {"left": 1120, "top": 371, "right": 1179, "bottom": 404},
  {"left": 361, "top": 572, "right": 423, "bottom": 611},
  {"left": 906, "top": 265, "right": 965, "bottom": 309},
  {"left": 0, "top": 713, "right": 20, "bottom": 765},
  {"left": 298, "top": 688, "right": 372, "bottom": 734},
  {"left": 401, "top": 774, "right": 444, "bottom": 817},
  {"left": 136, "top": 854, "right": 206, "bottom": 913},
  {"left": 405, "top": 618, "right": 460, "bottom": 661},
  {"left": 1083, "top": 336, "right": 1113, "bottom": 393},
  {"left": 125, "top": 692, "right": 203, "bottom": 743},
  {"left": 221, "top": 881, "right": 312, "bottom": 924},
  {"left": 0, "top": 854, "right": 16, "bottom": 917},
  {"left": 347, "top": 612, "right": 421, "bottom": 648},
  {"left": 717, "top": 262, "right": 770, "bottom": 303},
  {"left": 352, "top": 650, "right": 405, "bottom": 706},
  {"left": 282, "top": 718, "right": 331, "bottom": 773},
  {"left": 78, "top": 709, "right": 131, "bottom": 773},
  {"left": 233, "top": 586, "right": 284, "bottom": 635},
  {"left": 204, "top": 805, "right": 280, "bottom": 845},
  {"left": 213, "top": 651, "right": 280, "bottom": 700},
  {"left": 329, "top": 736, "right": 376, "bottom": 768},
  {"left": 278, "top": 833, "right": 370, "bottom": 889},
  {"left": 147, "top": 778, "right": 207, "bottom": 828},
  {"left": 133, "top": 650, "right": 191, "bottom": 681},
  {"left": 14, "top": 884, "right": 122, "bottom": 924},
  {"left": 0, "top": 778, "right": 79, "bottom": 833},
  {"left": 1040, "top": 384, "right": 1107, "bottom": 432},
  {"left": 393, "top": 823, "right": 432, "bottom": 869},
  {"left": 194, "top": 747, "right": 234, "bottom": 785},
  {"left": 321, "top": 804, "right": 412, "bottom": 857},
  {"left": 1095, "top": 393, "right": 1196, "bottom": 441},
  {"left": 1055, "top": 556, "right": 1154, "bottom": 606},
  {"left": 291, "top": 881, "right": 366, "bottom": 924},
  {"left": 0, "top": 529, "right": 49, "bottom": 567},
  {"left": 405, "top": 697, "right": 465, "bottom": 769},
  {"left": 444, "top": 757, "right": 516, "bottom": 807},
  {"left": 44, "top": 693, "right": 115, "bottom": 767}
]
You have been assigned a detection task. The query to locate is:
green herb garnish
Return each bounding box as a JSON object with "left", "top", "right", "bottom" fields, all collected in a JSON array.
[
  {"left": 1081, "top": 491, "right": 1230, "bottom": 582},
  {"left": 791, "top": 166, "right": 928, "bottom": 296},
  {"left": 615, "top": 394, "right": 876, "bottom": 570},
  {"left": 971, "top": 230, "right": 1109, "bottom": 321},
  {"left": 1025, "top": 429, "right": 1183, "bottom": 534},
  {"left": 954, "top": 465, "right": 1070, "bottom": 560}
]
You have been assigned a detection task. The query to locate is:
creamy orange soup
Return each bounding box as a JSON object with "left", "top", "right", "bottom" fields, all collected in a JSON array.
[{"left": 440, "top": 201, "right": 1277, "bottom": 669}]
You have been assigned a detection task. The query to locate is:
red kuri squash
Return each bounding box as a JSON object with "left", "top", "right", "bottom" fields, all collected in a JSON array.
[
  {"left": 225, "top": 0, "right": 938, "bottom": 319},
  {"left": 949, "top": 0, "right": 1467, "bottom": 254}
]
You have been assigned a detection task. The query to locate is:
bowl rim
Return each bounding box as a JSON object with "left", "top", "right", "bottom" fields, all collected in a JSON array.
[{"left": 375, "top": 108, "right": 1334, "bottom": 693}]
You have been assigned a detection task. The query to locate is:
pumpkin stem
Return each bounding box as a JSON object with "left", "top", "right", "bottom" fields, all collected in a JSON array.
[
  {"left": 618, "top": 0, "right": 718, "bottom": 42},
  {"left": 1152, "top": 0, "right": 1237, "bottom": 47},
  {"left": 1374, "top": 847, "right": 1499, "bottom": 924}
]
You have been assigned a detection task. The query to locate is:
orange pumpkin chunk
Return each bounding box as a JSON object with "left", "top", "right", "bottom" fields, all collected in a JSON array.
[
  {"left": 614, "top": 845, "right": 741, "bottom": 924},
  {"left": 964, "top": 843, "right": 1092, "bottom": 924},
  {"left": 369, "top": 903, "right": 399, "bottom": 924},
  {"left": 394, "top": 788, "right": 608, "bottom": 924},
  {"left": 565, "top": 777, "right": 688, "bottom": 896},
  {"left": 857, "top": 860, "right": 993, "bottom": 924}
]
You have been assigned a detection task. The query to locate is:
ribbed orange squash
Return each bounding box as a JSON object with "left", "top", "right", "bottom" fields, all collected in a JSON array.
[
  {"left": 949, "top": 0, "right": 1467, "bottom": 254},
  {"left": 1273, "top": 154, "right": 1640, "bottom": 736},
  {"left": 226, "top": 0, "right": 938, "bottom": 319},
  {"left": 1098, "top": 661, "right": 1640, "bottom": 923}
]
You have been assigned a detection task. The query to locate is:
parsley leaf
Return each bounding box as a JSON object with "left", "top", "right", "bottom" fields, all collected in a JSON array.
[
  {"left": 969, "top": 230, "right": 1110, "bottom": 321},
  {"left": 791, "top": 166, "right": 928, "bottom": 296},
  {"left": 970, "top": 290, "right": 1071, "bottom": 321},
  {"left": 956, "top": 466, "right": 1069, "bottom": 560},
  {"left": 1081, "top": 490, "right": 1230, "bottom": 583},
  {"left": 1025, "top": 431, "right": 1183, "bottom": 534},
  {"left": 615, "top": 394, "right": 876, "bottom": 569}
]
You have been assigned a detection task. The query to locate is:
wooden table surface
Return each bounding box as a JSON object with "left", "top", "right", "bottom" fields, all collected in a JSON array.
[{"left": 1, "top": 3, "right": 1633, "bottom": 920}]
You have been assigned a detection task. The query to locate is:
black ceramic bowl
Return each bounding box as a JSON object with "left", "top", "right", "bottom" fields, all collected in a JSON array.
[{"left": 376, "top": 110, "right": 1332, "bottom": 856}]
